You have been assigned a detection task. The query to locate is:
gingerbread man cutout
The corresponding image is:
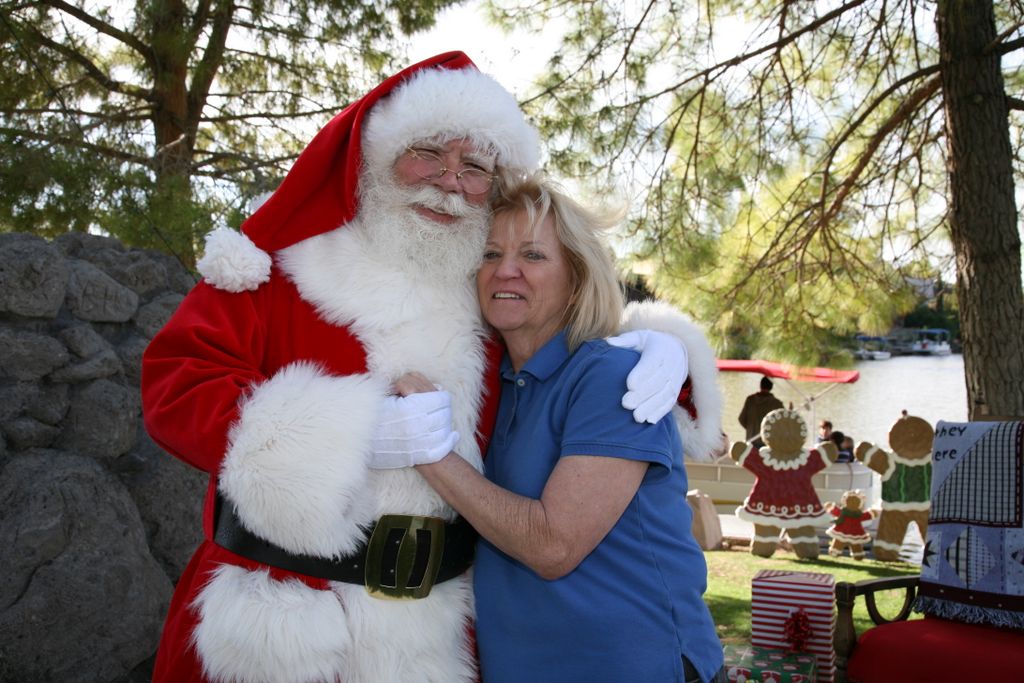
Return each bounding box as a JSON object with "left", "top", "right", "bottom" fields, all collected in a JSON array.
[
  {"left": 825, "top": 489, "right": 874, "bottom": 560},
  {"left": 731, "top": 409, "right": 838, "bottom": 558},
  {"left": 855, "top": 412, "right": 933, "bottom": 562}
]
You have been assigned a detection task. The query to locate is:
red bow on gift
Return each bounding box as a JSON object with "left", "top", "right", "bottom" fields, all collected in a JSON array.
[{"left": 784, "top": 608, "right": 813, "bottom": 653}]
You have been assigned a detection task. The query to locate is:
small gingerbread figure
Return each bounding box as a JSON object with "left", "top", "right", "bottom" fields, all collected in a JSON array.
[
  {"left": 825, "top": 489, "right": 874, "bottom": 559},
  {"left": 731, "top": 409, "right": 838, "bottom": 559},
  {"left": 855, "top": 411, "right": 933, "bottom": 562}
]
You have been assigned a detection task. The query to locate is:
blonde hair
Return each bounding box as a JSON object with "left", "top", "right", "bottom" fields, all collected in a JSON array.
[{"left": 490, "top": 175, "right": 625, "bottom": 351}]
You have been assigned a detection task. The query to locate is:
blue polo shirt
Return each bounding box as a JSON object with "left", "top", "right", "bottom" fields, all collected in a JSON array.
[{"left": 474, "top": 332, "right": 723, "bottom": 683}]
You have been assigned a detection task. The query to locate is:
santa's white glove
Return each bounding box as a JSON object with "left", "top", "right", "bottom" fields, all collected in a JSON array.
[
  {"left": 369, "top": 391, "right": 460, "bottom": 469},
  {"left": 606, "top": 329, "right": 689, "bottom": 424}
]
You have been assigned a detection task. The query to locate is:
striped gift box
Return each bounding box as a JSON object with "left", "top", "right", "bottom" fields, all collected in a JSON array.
[{"left": 751, "top": 570, "right": 836, "bottom": 683}]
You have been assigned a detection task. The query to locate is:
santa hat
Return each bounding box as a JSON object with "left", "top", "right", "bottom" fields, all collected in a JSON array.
[{"left": 198, "top": 51, "right": 541, "bottom": 292}]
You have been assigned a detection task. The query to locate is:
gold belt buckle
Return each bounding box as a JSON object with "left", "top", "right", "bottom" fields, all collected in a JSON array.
[{"left": 365, "top": 514, "right": 445, "bottom": 600}]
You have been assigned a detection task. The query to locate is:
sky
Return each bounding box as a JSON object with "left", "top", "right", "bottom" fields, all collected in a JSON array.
[{"left": 404, "top": 3, "right": 560, "bottom": 99}]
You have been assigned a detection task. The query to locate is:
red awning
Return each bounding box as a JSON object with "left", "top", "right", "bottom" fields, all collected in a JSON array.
[{"left": 716, "top": 359, "right": 859, "bottom": 384}]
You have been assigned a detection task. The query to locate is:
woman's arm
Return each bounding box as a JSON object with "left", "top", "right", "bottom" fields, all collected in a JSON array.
[
  {"left": 417, "top": 452, "right": 646, "bottom": 580},
  {"left": 391, "top": 371, "right": 649, "bottom": 579}
]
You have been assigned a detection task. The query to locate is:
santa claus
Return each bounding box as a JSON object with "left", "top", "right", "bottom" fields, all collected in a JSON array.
[{"left": 142, "top": 51, "right": 722, "bottom": 683}]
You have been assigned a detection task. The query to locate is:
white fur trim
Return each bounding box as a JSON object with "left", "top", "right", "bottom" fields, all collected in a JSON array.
[
  {"left": 786, "top": 534, "right": 820, "bottom": 545},
  {"left": 279, "top": 227, "right": 490, "bottom": 515},
  {"left": 192, "top": 565, "right": 350, "bottom": 683},
  {"left": 362, "top": 67, "right": 540, "bottom": 173},
  {"left": 331, "top": 579, "right": 478, "bottom": 683},
  {"left": 220, "top": 362, "right": 388, "bottom": 557},
  {"left": 872, "top": 538, "right": 905, "bottom": 551},
  {"left": 827, "top": 530, "right": 872, "bottom": 543},
  {"left": 621, "top": 301, "right": 723, "bottom": 462},
  {"left": 196, "top": 227, "right": 273, "bottom": 292}
]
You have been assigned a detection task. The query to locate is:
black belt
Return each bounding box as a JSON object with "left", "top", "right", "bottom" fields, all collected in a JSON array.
[{"left": 213, "top": 492, "right": 477, "bottom": 599}]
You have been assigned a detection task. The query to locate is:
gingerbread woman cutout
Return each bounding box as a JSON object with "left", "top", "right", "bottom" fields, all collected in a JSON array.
[
  {"left": 825, "top": 489, "right": 875, "bottom": 560},
  {"left": 855, "top": 412, "right": 933, "bottom": 562},
  {"left": 731, "top": 409, "right": 837, "bottom": 558}
]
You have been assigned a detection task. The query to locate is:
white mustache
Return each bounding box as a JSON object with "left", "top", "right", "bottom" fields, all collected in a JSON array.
[{"left": 405, "top": 185, "right": 474, "bottom": 217}]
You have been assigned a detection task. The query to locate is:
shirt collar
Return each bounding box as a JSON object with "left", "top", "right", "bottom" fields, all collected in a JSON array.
[{"left": 500, "top": 330, "right": 571, "bottom": 382}]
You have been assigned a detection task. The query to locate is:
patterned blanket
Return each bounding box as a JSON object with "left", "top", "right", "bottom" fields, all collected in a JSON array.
[{"left": 916, "top": 420, "right": 1024, "bottom": 628}]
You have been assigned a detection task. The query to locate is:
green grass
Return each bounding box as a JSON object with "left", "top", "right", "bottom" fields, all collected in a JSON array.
[{"left": 704, "top": 546, "right": 922, "bottom": 645}]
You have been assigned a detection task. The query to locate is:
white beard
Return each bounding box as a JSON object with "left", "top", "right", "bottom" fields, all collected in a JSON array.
[{"left": 356, "top": 168, "right": 489, "bottom": 286}]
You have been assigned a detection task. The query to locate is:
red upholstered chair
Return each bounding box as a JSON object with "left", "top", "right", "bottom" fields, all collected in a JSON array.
[
  {"left": 834, "top": 577, "right": 1024, "bottom": 682},
  {"left": 833, "top": 418, "right": 1024, "bottom": 683}
]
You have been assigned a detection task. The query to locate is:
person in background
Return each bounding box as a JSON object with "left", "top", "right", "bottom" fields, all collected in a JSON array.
[
  {"left": 838, "top": 434, "right": 856, "bottom": 462},
  {"left": 738, "top": 375, "right": 784, "bottom": 447},
  {"left": 830, "top": 430, "right": 854, "bottom": 462},
  {"left": 385, "top": 177, "right": 726, "bottom": 683},
  {"left": 818, "top": 419, "right": 834, "bottom": 443}
]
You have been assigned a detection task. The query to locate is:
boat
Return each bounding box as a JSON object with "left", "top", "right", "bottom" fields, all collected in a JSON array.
[
  {"left": 909, "top": 328, "right": 952, "bottom": 356},
  {"left": 852, "top": 335, "right": 892, "bottom": 360}
]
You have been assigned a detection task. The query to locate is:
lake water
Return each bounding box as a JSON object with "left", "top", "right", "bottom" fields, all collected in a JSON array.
[{"left": 716, "top": 353, "right": 969, "bottom": 448}]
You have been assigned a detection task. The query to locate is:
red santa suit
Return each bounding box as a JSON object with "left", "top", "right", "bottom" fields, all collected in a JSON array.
[{"left": 142, "top": 51, "right": 724, "bottom": 683}]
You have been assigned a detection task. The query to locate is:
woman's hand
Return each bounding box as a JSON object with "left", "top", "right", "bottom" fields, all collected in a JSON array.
[{"left": 393, "top": 371, "right": 436, "bottom": 397}]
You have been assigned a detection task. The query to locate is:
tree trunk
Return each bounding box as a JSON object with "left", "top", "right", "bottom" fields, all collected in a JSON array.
[
  {"left": 937, "top": 0, "right": 1024, "bottom": 419},
  {"left": 150, "top": 0, "right": 197, "bottom": 266}
]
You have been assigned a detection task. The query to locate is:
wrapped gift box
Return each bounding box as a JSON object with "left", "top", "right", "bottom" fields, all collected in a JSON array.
[
  {"left": 751, "top": 570, "right": 835, "bottom": 683},
  {"left": 724, "top": 644, "right": 817, "bottom": 683}
]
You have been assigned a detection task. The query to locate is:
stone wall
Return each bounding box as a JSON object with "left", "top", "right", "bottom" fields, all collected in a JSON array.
[{"left": 0, "top": 232, "right": 206, "bottom": 682}]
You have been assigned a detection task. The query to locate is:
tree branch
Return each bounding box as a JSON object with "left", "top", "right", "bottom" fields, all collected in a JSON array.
[
  {"left": 0, "top": 126, "right": 151, "bottom": 165},
  {"left": 819, "top": 64, "right": 941, "bottom": 217},
  {"left": 993, "top": 35, "right": 1024, "bottom": 55},
  {"left": 818, "top": 74, "right": 942, "bottom": 231},
  {"left": 650, "top": 0, "right": 870, "bottom": 101},
  {"left": 188, "top": 0, "right": 235, "bottom": 135},
  {"left": 27, "top": 27, "right": 152, "bottom": 101},
  {"left": 38, "top": 0, "right": 153, "bottom": 65}
]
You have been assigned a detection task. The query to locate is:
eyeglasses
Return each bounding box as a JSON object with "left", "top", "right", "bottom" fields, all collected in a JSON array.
[{"left": 402, "top": 147, "right": 495, "bottom": 195}]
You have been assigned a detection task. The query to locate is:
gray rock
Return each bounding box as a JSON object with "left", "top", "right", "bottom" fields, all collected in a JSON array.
[
  {"left": 116, "top": 335, "right": 150, "bottom": 385},
  {"left": 64, "top": 260, "right": 139, "bottom": 323},
  {"left": 0, "top": 451, "right": 172, "bottom": 683},
  {"left": 49, "top": 348, "right": 123, "bottom": 383},
  {"left": 0, "top": 233, "right": 39, "bottom": 247},
  {"left": 54, "top": 231, "right": 126, "bottom": 258},
  {"left": 0, "top": 328, "right": 69, "bottom": 380},
  {"left": 149, "top": 251, "right": 197, "bottom": 295},
  {"left": 116, "top": 431, "right": 205, "bottom": 581},
  {"left": 58, "top": 234, "right": 196, "bottom": 296},
  {"left": 0, "top": 233, "right": 205, "bottom": 679},
  {"left": 1, "top": 416, "right": 59, "bottom": 450},
  {"left": 133, "top": 293, "right": 184, "bottom": 339},
  {"left": 59, "top": 325, "right": 112, "bottom": 358},
  {"left": 25, "top": 383, "right": 70, "bottom": 426},
  {"left": 80, "top": 248, "right": 171, "bottom": 299},
  {"left": 0, "top": 235, "right": 68, "bottom": 318},
  {"left": 58, "top": 380, "right": 139, "bottom": 460},
  {"left": 0, "top": 383, "right": 35, "bottom": 422}
]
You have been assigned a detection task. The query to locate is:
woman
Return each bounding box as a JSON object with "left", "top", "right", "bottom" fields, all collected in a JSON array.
[{"left": 396, "top": 177, "right": 724, "bottom": 683}]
